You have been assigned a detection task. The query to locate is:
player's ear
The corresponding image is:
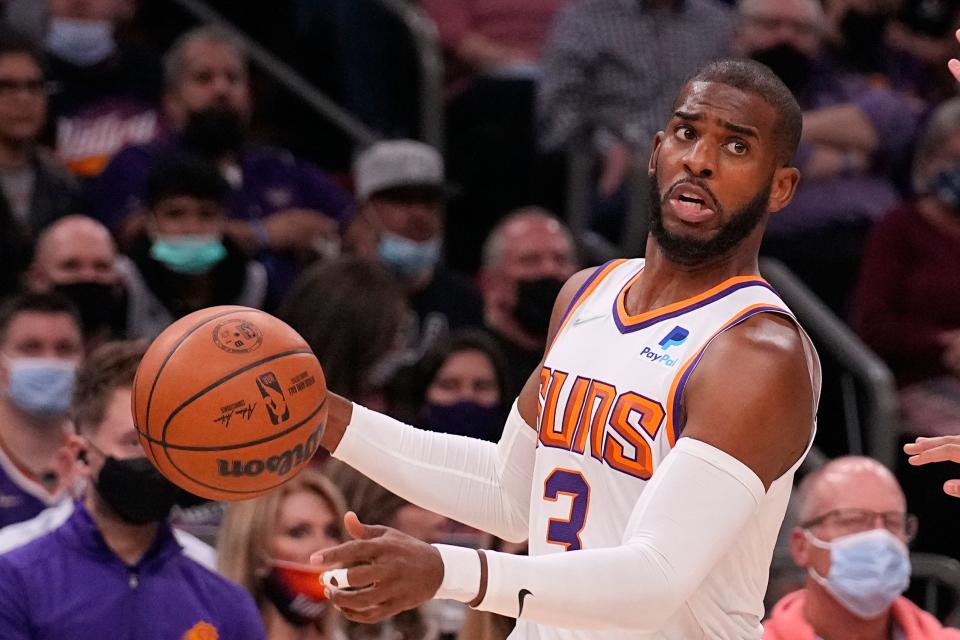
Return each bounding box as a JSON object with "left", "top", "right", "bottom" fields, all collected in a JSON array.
[
  {"left": 766, "top": 165, "right": 800, "bottom": 214},
  {"left": 789, "top": 527, "right": 810, "bottom": 567},
  {"left": 648, "top": 131, "right": 665, "bottom": 175}
]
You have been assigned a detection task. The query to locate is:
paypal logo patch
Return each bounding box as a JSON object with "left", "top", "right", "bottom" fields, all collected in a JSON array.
[
  {"left": 658, "top": 326, "right": 689, "bottom": 350},
  {"left": 639, "top": 326, "right": 690, "bottom": 367}
]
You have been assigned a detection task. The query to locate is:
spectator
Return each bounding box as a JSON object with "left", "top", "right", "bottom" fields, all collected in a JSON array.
[
  {"left": 278, "top": 257, "right": 410, "bottom": 413},
  {"left": 91, "top": 24, "right": 353, "bottom": 306},
  {"left": 42, "top": 0, "right": 164, "bottom": 180},
  {"left": 324, "top": 459, "right": 455, "bottom": 640},
  {"left": 419, "top": 0, "right": 571, "bottom": 271},
  {"left": 27, "top": 215, "right": 127, "bottom": 347},
  {"left": 537, "top": 0, "right": 734, "bottom": 231},
  {"left": 347, "top": 140, "right": 484, "bottom": 343},
  {"left": 734, "top": 0, "right": 924, "bottom": 314},
  {"left": 853, "top": 97, "right": 960, "bottom": 562},
  {"left": 884, "top": 1, "right": 960, "bottom": 103},
  {"left": 763, "top": 456, "right": 960, "bottom": 640},
  {"left": 479, "top": 207, "right": 578, "bottom": 400},
  {"left": 0, "top": 339, "right": 266, "bottom": 639},
  {"left": 218, "top": 466, "right": 347, "bottom": 639},
  {"left": 0, "top": 29, "right": 82, "bottom": 297},
  {"left": 116, "top": 152, "right": 267, "bottom": 340},
  {"left": 0, "top": 292, "right": 83, "bottom": 529},
  {"left": 386, "top": 329, "right": 510, "bottom": 442}
]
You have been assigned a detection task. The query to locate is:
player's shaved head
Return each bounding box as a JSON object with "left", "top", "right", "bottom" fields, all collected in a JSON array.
[
  {"left": 795, "top": 456, "right": 905, "bottom": 524},
  {"left": 680, "top": 59, "right": 802, "bottom": 166}
]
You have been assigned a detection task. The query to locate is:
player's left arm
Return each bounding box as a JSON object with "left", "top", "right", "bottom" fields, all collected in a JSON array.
[{"left": 317, "top": 314, "right": 816, "bottom": 630}]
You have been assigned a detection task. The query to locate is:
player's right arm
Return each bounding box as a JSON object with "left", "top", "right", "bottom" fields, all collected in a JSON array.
[{"left": 318, "top": 267, "right": 600, "bottom": 541}]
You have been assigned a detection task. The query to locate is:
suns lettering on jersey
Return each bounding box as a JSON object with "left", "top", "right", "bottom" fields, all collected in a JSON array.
[{"left": 537, "top": 366, "right": 668, "bottom": 480}]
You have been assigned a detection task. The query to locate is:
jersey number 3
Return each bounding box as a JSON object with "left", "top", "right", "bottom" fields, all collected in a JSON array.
[{"left": 544, "top": 468, "right": 590, "bottom": 551}]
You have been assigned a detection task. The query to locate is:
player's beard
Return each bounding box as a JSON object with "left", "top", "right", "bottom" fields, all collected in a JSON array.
[{"left": 647, "top": 171, "right": 770, "bottom": 266}]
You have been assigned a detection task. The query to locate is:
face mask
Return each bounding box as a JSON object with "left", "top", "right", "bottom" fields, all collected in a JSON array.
[
  {"left": 514, "top": 276, "right": 565, "bottom": 339},
  {"left": 839, "top": 10, "right": 889, "bottom": 74},
  {"left": 45, "top": 17, "right": 116, "bottom": 67},
  {"left": 426, "top": 401, "right": 503, "bottom": 440},
  {"left": 929, "top": 165, "right": 960, "bottom": 214},
  {"left": 94, "top": 454, "right": 181, "bottom": 525},
  {"left": 378, "top": 231, "right": 441, "bottom": 279},
  {"left": 805, "top": 528, "right": 911, "bottom": 619},
  {"left": 5, "top": 357, "right": 76, "bottom": 419},
  {"left": 182, "top": 108, "right": 247, "bottom": 158},
  {"left": 53, "top": 281, "right": 125, "bottom": 337},
  {"left": 750, "top": 43, "right": 814, "bottom": 94},
  {"left": 150, "top": 234, "right": 227, "bottom": 275},
  {"left": 260, "top": 559, "right": 330, "bottom": 627}
]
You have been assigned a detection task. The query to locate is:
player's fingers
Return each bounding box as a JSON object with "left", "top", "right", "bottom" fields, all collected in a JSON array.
[
  {"left": 945, "top": 480, "right": 960, "bottom": 498},
  {"left": 950, "top": 57, "right": 960, "bottom": 82},
  {"left": 343, "top": 511, "right": 391, "bottom": 541},
  {"left": 328, "top": 582, "right": 400, "bottom": 612},
  {"left": 903, "top": 436, "right": 960, "bottom": 454},
  {"left": 324, "top": 563, "right": 381, "bottom": 591},
  {"left": 311, "top": 539, "right": 379, "bottom": 567},
  {"left": 907, "top": 443, "right": 960, "bottom": 465}
]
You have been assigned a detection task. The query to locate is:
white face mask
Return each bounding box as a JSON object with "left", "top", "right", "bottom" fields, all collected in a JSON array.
[
  {"left": 45, "top": 17, "right": 116, "bottom": 67},
  {"left": 804, "top": 528, "right": 911, "bottom": 619}
]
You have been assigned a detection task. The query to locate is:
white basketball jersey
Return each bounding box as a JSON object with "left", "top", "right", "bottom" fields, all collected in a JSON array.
[{"left": 514, "top": 258, "right": 821, "bottom": 640}]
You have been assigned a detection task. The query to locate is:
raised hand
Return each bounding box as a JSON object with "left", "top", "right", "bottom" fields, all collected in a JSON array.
[
  {"left": 904, "top": 435, "right": 960, "bottom": 497},
  {"left": 949, "top": 29, "right": 960, "bottom": 82}
]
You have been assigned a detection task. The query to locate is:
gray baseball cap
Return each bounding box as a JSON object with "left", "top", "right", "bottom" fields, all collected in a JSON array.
[{"left": 353, "top": 139, "right": 446, "bottom": 201}]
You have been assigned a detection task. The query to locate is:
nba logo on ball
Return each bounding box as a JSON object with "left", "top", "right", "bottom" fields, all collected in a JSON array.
[{"left": 132, "top": 306, "right": 328, "bottom": 501}]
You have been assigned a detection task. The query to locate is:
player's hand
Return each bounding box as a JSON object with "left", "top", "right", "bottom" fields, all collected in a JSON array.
[
  {"left": 949, "top": 29, "right": 960, "bottom": 82},
  {"left": 904, "top": 436, "right": 960, "bottom": 497},
  {"left": 312, "top": 511, "right": 444, "bottom": 623}
]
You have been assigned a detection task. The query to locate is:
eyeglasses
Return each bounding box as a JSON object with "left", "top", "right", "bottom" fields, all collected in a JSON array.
[
  {"left": 801, "top": 508, "right": 919, "bottom": 541},
  {"left": 0, "top": 78, "right": 54, "bottom": 98}
]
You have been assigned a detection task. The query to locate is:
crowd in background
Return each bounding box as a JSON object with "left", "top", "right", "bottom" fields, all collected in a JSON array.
[{"left": 1, "top": 0, "right": 960, "bottom": 638}]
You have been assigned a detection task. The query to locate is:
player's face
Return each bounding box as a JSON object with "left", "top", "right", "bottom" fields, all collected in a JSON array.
[
  {"left": 426, "top": 349, "right": 500, "bottom": 408},
  {"left": 647, "top": 81, "right": 797, "bottom": 266},
  {"left": 270, "top": 489, "right": 343, "bottom": 564}
]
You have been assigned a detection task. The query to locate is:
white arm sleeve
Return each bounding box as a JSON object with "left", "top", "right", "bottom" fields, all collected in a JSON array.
[
  {"left": 332, "top": 401, "right": 536, "bottom": 542},
  {"left": 434, "top": 438, "right": 764, "bottom": 631}
]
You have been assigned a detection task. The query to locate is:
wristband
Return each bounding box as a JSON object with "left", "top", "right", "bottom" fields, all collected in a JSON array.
[{"left": 433, "top": 544, "right": 482, "bottom": 603}]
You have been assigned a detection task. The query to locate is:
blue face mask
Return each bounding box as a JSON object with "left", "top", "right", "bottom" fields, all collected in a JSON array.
[
  {"left": 378, "top": 231, "right": 440, "bottom": 279},
  {"left": 805, "top": 528, "right": 911, "bottom": 619},
  {"left": 150, "top": 234, "right": 227, "bottom": 275},
  {"left": 45, "top": 18, "right": 116, "bottom": 67},
  {"left": 930, "top": 165, "right": 960, "bottom": 213},
  {"left": 5, "top": 357, "right": 77, "bottom": 419}
]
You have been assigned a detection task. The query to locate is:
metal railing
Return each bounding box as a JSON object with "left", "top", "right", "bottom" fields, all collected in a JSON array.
[
  {"left": 170, "top": 0, "right": 446, "bottom": 153},
  {"left": 760, "top": 257, "right": 900, "bottom": 469}
]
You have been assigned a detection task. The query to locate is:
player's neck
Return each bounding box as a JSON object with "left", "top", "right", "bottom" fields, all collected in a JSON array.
[
  {"left": 625, "top": 241, "right": 760, "bottom": 316},
  {"left": 804, "top": 582, "right": 894, "bottom": 640},
  {"left": 0, "top": 400, "right": 69, "bottom": 481},
  {"left": 84, "top": 491, "right": 160, "bottom": 566}
]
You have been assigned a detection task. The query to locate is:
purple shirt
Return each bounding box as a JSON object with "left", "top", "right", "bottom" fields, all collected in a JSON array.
[
  {"left": 765, "top": 68, "right": 924, "bottom": 237},
  {"left": 0, "top": 446, "right": 57, "bottom": 530},
  {"left": 89, "top": 139, "right": 355, "bottom": 304},
  {"left": 0, "top": 502, "right": 266, "bottom": 640}
]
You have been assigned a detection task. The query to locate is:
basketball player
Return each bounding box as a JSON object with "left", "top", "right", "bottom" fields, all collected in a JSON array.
[{"left": 313, "top": 59, "right": 821, "bottom": 638}]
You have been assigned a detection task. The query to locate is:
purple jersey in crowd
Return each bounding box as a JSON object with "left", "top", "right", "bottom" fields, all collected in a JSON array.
[
  {"left": 0, "top": 501, "right": 266, "bottom": 639},
  {"left": 89, "top": 139, "right": 355, "bottom": 304}
]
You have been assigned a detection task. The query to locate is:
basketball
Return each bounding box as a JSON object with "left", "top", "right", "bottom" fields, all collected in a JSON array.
[{"left": 132, "top": 306, "right": 327, "bottom": 501}]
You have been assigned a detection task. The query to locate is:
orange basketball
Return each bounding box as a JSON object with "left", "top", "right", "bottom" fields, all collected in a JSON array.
[{"left": 132, "top": 306, "right": 327, "bottom": 501}]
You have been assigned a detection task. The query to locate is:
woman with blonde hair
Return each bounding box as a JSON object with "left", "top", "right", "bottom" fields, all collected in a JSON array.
[{"left": 218, "top": 467, "right": 347, "bottom": 640}]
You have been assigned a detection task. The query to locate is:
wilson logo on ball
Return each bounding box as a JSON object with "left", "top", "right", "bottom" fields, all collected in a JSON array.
[
  {"left": 216, "top": 426, "right": 322, "bottom": 477},
  {"left": 255, "top": 371, "right": 290, "bottom": 425}
]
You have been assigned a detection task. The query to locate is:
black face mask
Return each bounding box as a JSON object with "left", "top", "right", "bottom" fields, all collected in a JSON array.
[
  {"left": 750, "top": 42, "right": 814, "bottom": 95},
  {"left": 181, "top": 107, "right": 246, "bottom": 158},
  {"left": 53, "top": 281, "right": 125, "bottom": 338},
  {"left": 514, "top": 277, "right": 565, "bottom": 339},
  {"left": 839, "top": 9, "right": 890, "bottom": 74},
  {"left": 95, "top": 456, "right": 181, "bottom": 525}
]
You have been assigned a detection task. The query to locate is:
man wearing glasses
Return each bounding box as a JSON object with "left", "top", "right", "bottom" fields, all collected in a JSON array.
[{"left": 763, "top": 456, "right": 959, "bottom": 639}]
